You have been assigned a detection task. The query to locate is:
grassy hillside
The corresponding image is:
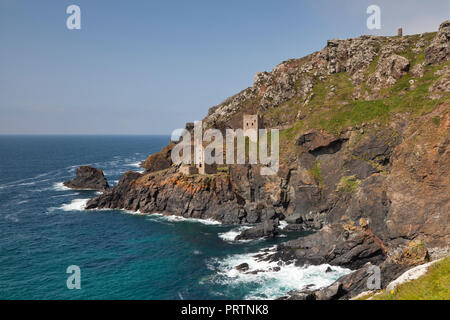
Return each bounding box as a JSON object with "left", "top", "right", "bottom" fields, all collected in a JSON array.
[{"left": 359, "top": 257, "right": 450, "bottom": 300}]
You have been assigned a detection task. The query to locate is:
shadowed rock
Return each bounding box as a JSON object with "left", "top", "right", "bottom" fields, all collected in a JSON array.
[
  {"left": 235, "top": 220, "right": 278, "bottom": 240},
  {"left": 64, "top": 166, "right": 109, "bottom": 191}
]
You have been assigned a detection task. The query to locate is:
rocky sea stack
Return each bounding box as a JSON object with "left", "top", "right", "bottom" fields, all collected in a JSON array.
[
  {"left": 87, "top": 21, "right": 450, "bottom": 299},
  {"left": 64, "top": 166, "right": 109, "bottom": 191}
]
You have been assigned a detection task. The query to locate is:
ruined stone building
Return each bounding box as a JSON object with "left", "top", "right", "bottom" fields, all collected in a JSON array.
[{"left": 243, "top": 114, "right": 263, "bottom": 143}]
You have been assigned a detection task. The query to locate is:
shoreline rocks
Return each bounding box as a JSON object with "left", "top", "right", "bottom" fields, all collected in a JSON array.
[
  {"left": 235, "top": 220, "right": 279, "bottom": 240},
  {"left": 64, "top": 166, "right": 109, "bottom": 191}
]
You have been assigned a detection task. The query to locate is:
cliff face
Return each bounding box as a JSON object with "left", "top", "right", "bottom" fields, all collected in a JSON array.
[{"left": 87, "top": 21, "right": 450, "bottom": 294}]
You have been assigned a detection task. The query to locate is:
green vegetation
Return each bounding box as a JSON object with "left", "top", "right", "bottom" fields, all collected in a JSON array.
[
  {"left": 265, "top": 37, "right": 449, "bottom": 139},
  {"left": 308, "top": 160, "right": 323, "bottom": 188},
  {"left": 431, "top": 116, "right": 441, "bottom": 126},
  {"left": 254, "top": 34, "right": 448, "bottom": 172},
  {"left": 368, "top": 257, "right": 450, "bottom": 300},
  {"left": 337, "top": 175, "right": 360, "bottom": 193},
  {"left": 217, "top": 166, "right": 229, "bottom": 173}
]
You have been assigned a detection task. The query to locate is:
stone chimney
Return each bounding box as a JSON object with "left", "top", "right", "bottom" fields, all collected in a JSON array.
[{"left": 398, "top": 28, "right": 403, "bottom": 37}]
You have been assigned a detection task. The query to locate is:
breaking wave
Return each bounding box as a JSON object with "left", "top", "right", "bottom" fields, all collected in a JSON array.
[
  {"left": 59, "top": 198, "right": 89, "bottom": 211},
  {"left": 206, "top": 248, "right": 351, "bottom": 300}
]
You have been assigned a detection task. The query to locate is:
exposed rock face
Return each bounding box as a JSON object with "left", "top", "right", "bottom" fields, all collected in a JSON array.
[
  {"left": 384, "top": 104, "right": 450, "bottom": 249},
  {"left": 143, "top": 143, "right": 174, "bottom": 173},
  {"left": 64, "top": 166, "right": 109, "bottom": 191},
  {"left": 284, "top": 262, "right": 407, "bottom": 300},
  {"left": 86, "top": 168, "right": 245, "bottom": 223},
  {"left": 367, "top": 54, "right": 410, "bottom": 91},
  {"left": 235, "top": 220, "right": 279, "bottom": 240},
  {"left": 429, "top": 66, "right": 450, "bottom": 93},
  {"left": 410, "top": 63, "right": 425, "bottom": 78},
  {"left": 271, "top": 222, "right": 386, "bottom": 270},
  {"left": 325, "top": 36, "right": 381, "bottom": 85},
  {"left": 425, "top": 20, "right": 450, "bottom": 65}
]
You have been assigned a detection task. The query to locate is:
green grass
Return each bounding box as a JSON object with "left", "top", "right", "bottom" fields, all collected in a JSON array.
[
  {"left": 250, "top": 40, "right": 449, "bottom": 168},
  {"left": 217, "top": 166, "right": 229, "bottom": 173},
  {"left": 308, "top": 160, "right": 324, "bottom": 188},
  {"left": 431, "top": 116, "right": 441, "bottom": 126},
  {"left": 337, "top": 175, "right": 360, "bottom": 193},
  {"left": 305, "top": 61, "right": 449, "bottom": 135},
  {"left": 367, "top": 257, "right": 450, "bottom": 300}
]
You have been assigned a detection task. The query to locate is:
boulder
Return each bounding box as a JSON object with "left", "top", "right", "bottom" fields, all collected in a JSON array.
[
  {"left": 285, "top": 213, "right": 303, "bottom": 224},
  {"left": 367, "top": 54, "right": 410, "bottom": 91},
  {"left": 235, "top": 263, "right": 249, "bottom": 272},
  {"left": 64, "top": 166, "right": 109, "bottom": 191},
  {"left": 235, "top": 220, "right": 278, "bottom": 240},
  {"left": 425, "top": 20, "right": 450, "bottom": 65},
  {"left": 429, "top": 69, "right": 450, "bottom": 93},
  {"left": 410, "top": 63, "right": 425, "bottom": 78}
]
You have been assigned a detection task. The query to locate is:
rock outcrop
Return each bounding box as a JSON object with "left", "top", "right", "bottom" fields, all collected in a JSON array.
[
  {"left": 367, "top": 54, "right": 410, "bottom": 91},
  {"left": 143, "top": 143, "right": 175, "bottom": 173},
  {"left": 86, "top": 21, "right": 450, "bottom": 299},
  {"left": 425, "top": 20, "right": 450, "bottom": 65},
  {"left": 271, "top": 222, "right": 386, "bottom": 270},
  {"left": 64, "top": 166, "right": 109, "bottom": 191},
  {"left": 235, "top": 220, "right": 279, "bottom": 240}
]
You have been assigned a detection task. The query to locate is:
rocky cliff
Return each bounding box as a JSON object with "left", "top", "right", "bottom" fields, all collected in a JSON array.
[{"left": 86, "top": 21, "right": 450, "bottom": 298}]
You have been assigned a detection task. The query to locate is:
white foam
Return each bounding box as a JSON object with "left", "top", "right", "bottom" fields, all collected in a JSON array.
[
  {"left": 16, "top": 182, "right": 36, "bottom": 186},
  {"left": 60, "top": 199, "right": 89, "bottom": 211},
  {"left": 53, "top": 182, "right": 71, "bottom": 191},
  {"left": 218, "top": 226, "right": 254, "bottom": 242},
  {"left": 5, "top": 214, "right": 19, "bottom": 223},
  {"left": 278, "top": 220, "right": 288, "bottom": 230},
  {"left": 149, "top": 213, "right": 221, "bottom": 225},
  {"left": 50, "top": 193, "right": 79, "bottom": 199},
  {"left": 208, "top": 248, "right": 351, "bottom": 300},
  {"left": 127, "top": 161, "right": 142, "bottom": 168}
]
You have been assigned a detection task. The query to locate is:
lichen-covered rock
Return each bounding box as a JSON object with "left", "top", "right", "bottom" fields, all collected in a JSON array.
[
  {"left": 64, "top": 166, "right": 109, "bottom": 191},
  {"left": 325, "top": 36, "right": 381, "bottom": 85},
  {"left": 143, "top": 142, "right": 174, "bottom": 173},
  {"left": 410, "top": 63, "right": 425, "bottom": 78},
  {"left": 425, "top": 20, "right": 450, "bottom": 65},
  {"left": 367, "top": 54, "right": 410, "bottom": 91},
  {"left": 429, "top": 67, "right": 450, "bottom": 92}
]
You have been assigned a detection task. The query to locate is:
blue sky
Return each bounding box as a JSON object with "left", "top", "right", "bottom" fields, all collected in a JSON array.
[{"left": 0, "top": 0, "right": 448, "bottom": 134}]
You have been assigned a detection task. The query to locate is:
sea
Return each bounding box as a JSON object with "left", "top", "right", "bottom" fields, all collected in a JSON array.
[{"left": 0, "top": 135, "right": 350, "bottom": 299}]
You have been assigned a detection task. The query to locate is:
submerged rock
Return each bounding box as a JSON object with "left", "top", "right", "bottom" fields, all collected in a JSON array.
[
  {"left": 64, "top": 166, "right": 109, "bottom": 191},
  {"left": 235, "top": 263, "right": 249, "bottom": 272}
]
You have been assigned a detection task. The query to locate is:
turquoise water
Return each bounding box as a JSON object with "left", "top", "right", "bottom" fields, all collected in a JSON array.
[{"left": 0, "top": 135, "right": 349, "bottom": 299}]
